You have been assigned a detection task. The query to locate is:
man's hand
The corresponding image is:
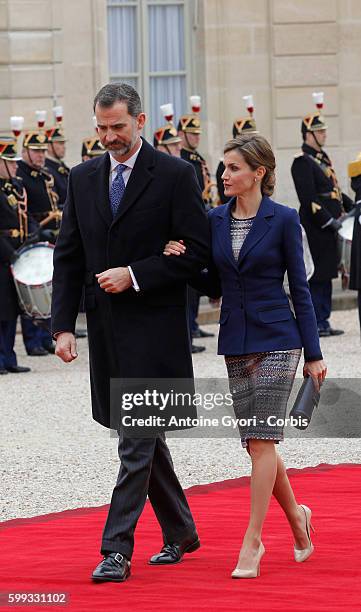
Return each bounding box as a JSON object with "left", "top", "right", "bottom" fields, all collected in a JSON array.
[
  {"left": 96, "top": 267, "right": 132, "bottom": 293},
  {"left": 55, "top": 332, "right": 78, "bottom": 363}
]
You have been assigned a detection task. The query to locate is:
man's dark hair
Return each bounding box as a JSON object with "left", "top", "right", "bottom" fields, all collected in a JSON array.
[{"left": 93, "top": 83, "right": 142, "bottom": 117}]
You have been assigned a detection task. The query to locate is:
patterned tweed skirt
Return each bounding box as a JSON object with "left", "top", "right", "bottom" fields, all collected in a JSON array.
[{"left": 225, "top": 349, "right": 302, "bottom": 448}]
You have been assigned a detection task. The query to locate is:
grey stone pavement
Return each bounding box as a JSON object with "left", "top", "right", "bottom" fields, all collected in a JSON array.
[{"left": 1, "top": 308, "right": 360, "bottom": 522}]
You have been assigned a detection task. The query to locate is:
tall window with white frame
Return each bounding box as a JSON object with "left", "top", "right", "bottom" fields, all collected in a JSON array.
[{"left": 107, "top": 0, "right": 191, "bottom": 139}]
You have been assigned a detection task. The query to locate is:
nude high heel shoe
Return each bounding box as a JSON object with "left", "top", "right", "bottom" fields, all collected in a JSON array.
[
  {"left": 294, "top": 504, "right": 315, "bottom": 563},
  {"left": 231, "top": 542, "right": 265, "bottom": 578}
]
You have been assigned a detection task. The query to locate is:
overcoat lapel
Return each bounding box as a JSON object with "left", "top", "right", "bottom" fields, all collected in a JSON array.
[
  {"left": 88, "top": 152, "right": 112, "bottom": 227},
  {"left": 111, "top": 139, "right": 156, "bottom": 226},
  {"left": 87, "top": 139, "right": 156, "bottom": 228}
]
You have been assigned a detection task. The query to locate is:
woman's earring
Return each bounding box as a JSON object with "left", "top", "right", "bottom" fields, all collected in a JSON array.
[{"left": 254, "top": 177, "right": 257, "bottom": 182}]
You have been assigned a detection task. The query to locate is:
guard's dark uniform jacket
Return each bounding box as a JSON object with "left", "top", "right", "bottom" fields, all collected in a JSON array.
[
  {"left": 45, "top": 157, "right": 69, "bottom": 208},
  {"left": 180, "top": 147, "right": 215, "bottom": 211},
  {"left": 16, "top": 160, "right": 61, "bottom": 231},
  {"left": 0, "top": 177, "right": 36, "bottom": 319},
  {"left": 291, "top": 143, "right": 354, "bottom": 282},
  {"left": 180, "top": 147, "right": 205, "bottom": 191}
]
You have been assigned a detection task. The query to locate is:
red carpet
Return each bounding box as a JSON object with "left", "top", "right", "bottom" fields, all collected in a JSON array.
[{"left": 1, "top": 463, "right": 360, "bottom": 611}]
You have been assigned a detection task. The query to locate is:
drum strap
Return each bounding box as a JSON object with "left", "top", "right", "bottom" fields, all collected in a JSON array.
[{"left": 306, "top": 153, "right": 344, "bottom": 208}]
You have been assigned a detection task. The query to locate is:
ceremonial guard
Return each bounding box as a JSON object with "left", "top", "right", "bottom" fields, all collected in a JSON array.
[
  {"left": 45, "top": 106, "right": 69, "bottom": 208},
  {"left": 291, "top": 92, "right": 354, "bottom": 337},
  {"left": 216, "top": 95, "right": 258, "bottom": 204},
  {"left": 81, "top": 116, "right": 106, "bottom": 161},
  {"left": 17, "top": 111, "right": 61, "bottom": 355},
  {"left": 0, "top": 125, "right": 33, "bottom": 374},
  {"left": 178, "top": 96, "right": 215, "bottom": 350},
  {"left": 348, "top": 153, "right": 361, "bottom": 334},
  {"left": 178, "top": 96, "right": 216, "bottom": 210},
  {"left": 81, "top": 137, "right": 105, "bottom": 161},
  {"left": 153, "top": 103, "right": 182, "bottom": 157}
]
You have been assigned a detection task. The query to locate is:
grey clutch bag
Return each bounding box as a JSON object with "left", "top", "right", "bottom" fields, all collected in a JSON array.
[{"left": 289, "top": 376, "right": 320, "bottom": 430}]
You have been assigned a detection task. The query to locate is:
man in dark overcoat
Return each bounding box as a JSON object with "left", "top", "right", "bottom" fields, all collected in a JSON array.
[
  {"left": 51, "top": 83, "right": 209, "bottom": 583},
  {"left": 291, "top": 93, "right": 353, "bottom": 336}
]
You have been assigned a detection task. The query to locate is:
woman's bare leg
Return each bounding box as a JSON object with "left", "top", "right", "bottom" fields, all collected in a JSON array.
[
  {"left": 272, "top": 452, "right": 311, "bottom": 549},
  {"left": 235, "top": 439, "right": 277, "bottom": 570}
]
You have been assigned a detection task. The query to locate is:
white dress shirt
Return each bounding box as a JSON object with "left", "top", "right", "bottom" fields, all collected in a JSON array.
[
  {"left": 109, "top": 140, "right": 142, "bottom": 189},
  {"left": 109, "top": 140, "right": 143, "bottom": 292}
]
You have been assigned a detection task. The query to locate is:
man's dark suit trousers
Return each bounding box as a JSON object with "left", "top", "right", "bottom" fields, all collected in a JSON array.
[{"left": 101, "top": 434, "right": 196, "bottom": 559}]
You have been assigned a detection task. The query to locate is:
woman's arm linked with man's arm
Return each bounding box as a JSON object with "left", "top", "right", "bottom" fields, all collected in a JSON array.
[{"left": 163, "top": 239, "right": 222, "bottom": 299}]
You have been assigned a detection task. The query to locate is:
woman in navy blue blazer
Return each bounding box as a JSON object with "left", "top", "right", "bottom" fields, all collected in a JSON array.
[{"left": 164, "top": 134, "right": 327, "bottom": 579}]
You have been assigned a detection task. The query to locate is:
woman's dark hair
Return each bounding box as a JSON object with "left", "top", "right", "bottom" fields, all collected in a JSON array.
[{"left": 224, "top": 134, "right": 276, "bottom": 196}]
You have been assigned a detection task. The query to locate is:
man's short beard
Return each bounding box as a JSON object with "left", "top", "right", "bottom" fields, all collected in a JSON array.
[
  {"left": 106, "top": 142, "right": 132, "bottom": 156},
  {"left": 105, "top": 127, "right": 138, "bottom": 157}
]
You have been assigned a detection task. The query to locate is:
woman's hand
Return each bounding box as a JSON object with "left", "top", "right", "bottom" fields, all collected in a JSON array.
[
  {"left": 303, "top": 359, "right": 327, "bottom": 391},
  {"left": 163, "top": 239, "right": 186, "bottom": 256}
]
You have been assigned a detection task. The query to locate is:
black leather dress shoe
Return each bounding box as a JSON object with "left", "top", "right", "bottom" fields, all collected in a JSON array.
[
  {"left": 191, "top": 344, "right": 205, "bottom": 354},
  {"left": 329, "top": 328, "right": 344, "bottom": 336},
  {"left": 0, "top": 369, "right": 9, "bottom": 375},
  {"left": 27, "top": 347, "right": 49, "bottom": 356},
  {"left": 6, "top": 365, "right": 31, "bottom": 373},
  {"left": 75, "top": 328, "right": 87, "bottom": 339},
  {"left": 318, "top": 329, "right": 330, "bottom": 337},
  {"left": 148, "top": 536, "right": 200, "bottom": 565},
  {"left": 43, "top": 344, "right": 55, "bottom": 354},
  {"left": 192, "top": 328, "right": 215, "bottom": 339},
  {"left": 92, "top": 553, "right": 131, "bottom": 583},
  {"left": 319, "top": 328, "right": 344, "bottom": 337}
]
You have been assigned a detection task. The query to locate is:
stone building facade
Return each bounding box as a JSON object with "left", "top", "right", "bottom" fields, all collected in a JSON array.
[{"left": 1, "top": 0, "right": 360, "bottom": 204}]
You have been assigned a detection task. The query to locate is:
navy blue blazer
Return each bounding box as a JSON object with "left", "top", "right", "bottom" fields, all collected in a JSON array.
[{"left": 193, "top": 196, "right": 323, "bottom": 362}]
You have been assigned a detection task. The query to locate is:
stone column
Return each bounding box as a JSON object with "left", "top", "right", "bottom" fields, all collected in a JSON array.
[
  {"left": 0, "top": 0, "right": 108, "bottom": 166},
  {"left": 195, "top": 0, "right": 361, "bottom": 205},
  {"left": 271, "top": 0, "right": 340, "bottom": 203},
  {"left": 0, "top": 0, "right": 63, "bottom": 137},
  {"left": 194, "top": 0, "right": 273, "bottom": 185},
  {"left": 338, "top": 0, "right": 361, "bottom": 187},
  {"left": 62, "top": 0, "right": 108, "bottom": 164}
]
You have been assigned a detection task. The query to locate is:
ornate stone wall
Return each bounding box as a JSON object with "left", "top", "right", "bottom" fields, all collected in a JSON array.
[{"left": 1, "top": 0, "right": 360, "bottom": 203}]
